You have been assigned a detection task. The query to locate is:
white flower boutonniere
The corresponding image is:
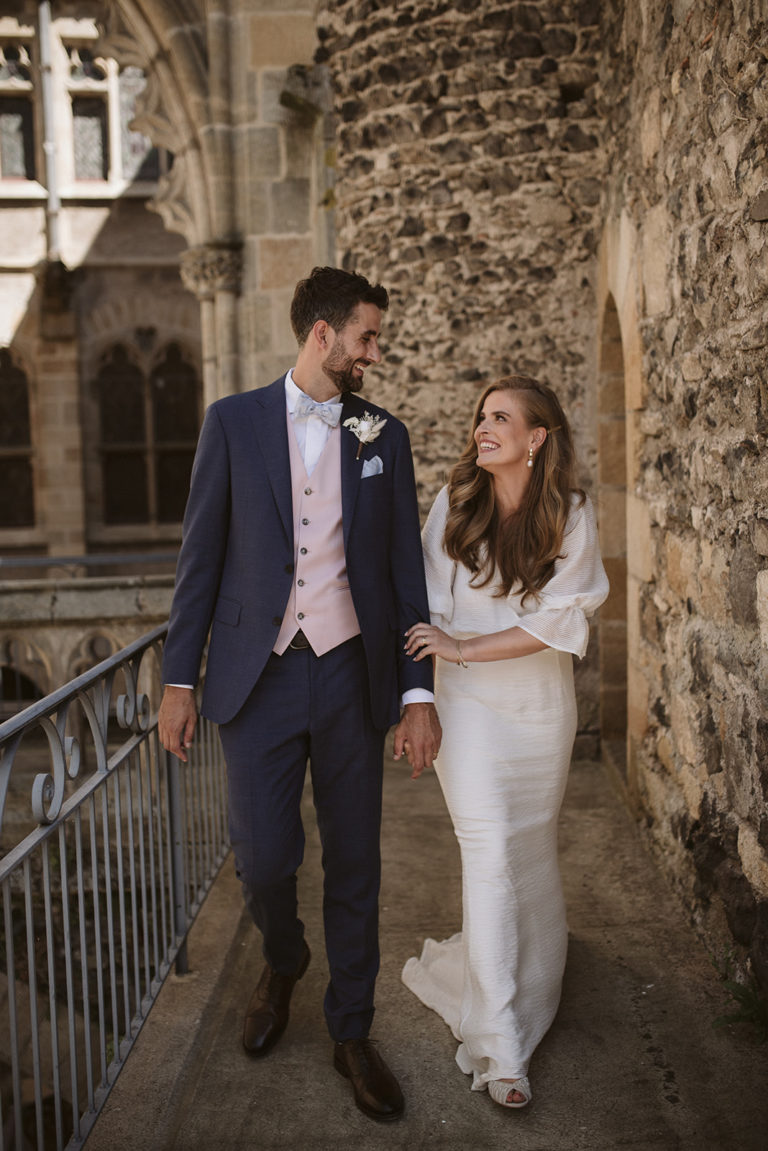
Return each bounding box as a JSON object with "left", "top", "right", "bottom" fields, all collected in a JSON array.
[{"left": 343, "top": 411, "right": 388, "bottom": 459}]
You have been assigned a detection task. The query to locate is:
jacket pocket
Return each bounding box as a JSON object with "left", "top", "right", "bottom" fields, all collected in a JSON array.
[{"left": 213, "top": 594, "right": 241, "bottom": 627}]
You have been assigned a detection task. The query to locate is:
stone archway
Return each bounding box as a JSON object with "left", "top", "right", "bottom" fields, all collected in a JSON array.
[
  {"left": 597, "top": 295, "right": 628, "bottom": 782},
  {"left": 597, "top": 213, "right": 651, "bottom": 807}
]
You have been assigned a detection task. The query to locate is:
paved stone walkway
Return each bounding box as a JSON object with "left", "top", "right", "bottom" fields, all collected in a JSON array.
[{"left": 87, "top": 756, "right": 768, "bottom": 1150}]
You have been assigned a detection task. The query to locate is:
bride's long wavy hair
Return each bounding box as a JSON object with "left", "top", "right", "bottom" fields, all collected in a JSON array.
[{"left": 444, "top": 375, "right": 584, "bottom": 602}]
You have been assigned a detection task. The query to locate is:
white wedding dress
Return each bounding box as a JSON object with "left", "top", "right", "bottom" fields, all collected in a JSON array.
[{"left": 402, "top": 486, "right": 609, "bottom": 1090}]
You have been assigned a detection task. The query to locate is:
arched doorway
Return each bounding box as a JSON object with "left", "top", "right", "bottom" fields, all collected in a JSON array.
[{"left": 598, "top": 295, "right": 628, "bottom": 782}]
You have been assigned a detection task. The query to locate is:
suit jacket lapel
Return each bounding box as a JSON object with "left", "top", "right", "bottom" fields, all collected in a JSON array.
[
  {"left": 251, "top": 379, "right": 293, "bottom": 543},
  {"left": 341, "top": 395, "right": 363, "bottom": 551}
]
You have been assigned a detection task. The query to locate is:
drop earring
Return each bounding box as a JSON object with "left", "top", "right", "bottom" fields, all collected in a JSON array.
[{"left": 527, "top": 446, "right": 534, "bottom": 468}]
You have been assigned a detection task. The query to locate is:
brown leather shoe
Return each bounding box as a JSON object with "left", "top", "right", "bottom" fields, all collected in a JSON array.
[
  {"left": 242, "top": 942, "right": 310, "bottom": 1056},
  {"left": 333, "top": 1038, "right": 404, "bottom": 1122}
]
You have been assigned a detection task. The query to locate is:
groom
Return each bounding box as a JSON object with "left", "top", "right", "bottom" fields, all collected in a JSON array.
[{"left": 158, "top": 266, "right": 441, "bottom": 1122}]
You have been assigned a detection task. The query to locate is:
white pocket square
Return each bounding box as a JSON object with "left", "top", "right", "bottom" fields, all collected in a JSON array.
[{"left": 361, "top": 455, "right": 383, "bottom": 478}]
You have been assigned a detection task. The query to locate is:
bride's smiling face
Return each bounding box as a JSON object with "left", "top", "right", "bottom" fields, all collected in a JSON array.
[{"left": 474, "top": 389, "right": 541, "bottom": 473}]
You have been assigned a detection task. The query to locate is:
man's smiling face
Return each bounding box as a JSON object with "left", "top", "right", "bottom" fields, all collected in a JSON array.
[{"left": 322, "top": 303, "right": 383, "bottom": 394}]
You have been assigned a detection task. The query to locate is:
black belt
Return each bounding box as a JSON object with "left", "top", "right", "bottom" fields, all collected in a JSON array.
[{"left": 289, "top": 629, "right": 310, "bottom": 650}]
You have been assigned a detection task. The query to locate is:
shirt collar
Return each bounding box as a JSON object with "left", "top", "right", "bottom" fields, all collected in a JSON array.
[{"left": 284, "top": 369, "right": 341, "bottom": 413}]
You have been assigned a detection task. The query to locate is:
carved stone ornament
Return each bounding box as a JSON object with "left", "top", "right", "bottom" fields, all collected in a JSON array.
[
  {"left": 147, "top": 152, "right": 199, "bottom": 245},
  {"left": 93, "top": 1, "right": 150, "bottom": 71},
  {"left": 179, "top": 244, "right": 243, "bottom": 299}
]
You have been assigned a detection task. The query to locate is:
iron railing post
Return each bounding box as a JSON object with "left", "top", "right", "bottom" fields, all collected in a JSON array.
[{"left": 166, "top": 749, "right": 189, "bottom": 975}]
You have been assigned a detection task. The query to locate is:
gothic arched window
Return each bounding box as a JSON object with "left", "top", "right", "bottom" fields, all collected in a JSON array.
[
  {"left": 0, "top": 348, "right": 34, "bottom": 528},
  {"left": 95, "top": 343, "right": 200, "bottom": 526}
]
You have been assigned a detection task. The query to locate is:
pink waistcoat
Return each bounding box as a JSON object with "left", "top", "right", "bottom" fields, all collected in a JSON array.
[{"left": 273, "top": 417, "right": 361, "bottom": 656}]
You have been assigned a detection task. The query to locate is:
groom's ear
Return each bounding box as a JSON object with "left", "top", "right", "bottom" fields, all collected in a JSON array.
[{"left": 312, "top": 319, "right": 330, "bottom": 350}]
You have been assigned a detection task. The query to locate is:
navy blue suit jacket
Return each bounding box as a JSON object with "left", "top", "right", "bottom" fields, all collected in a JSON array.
[{"left": 162, "top": 377, "right": 434, "bottom": 730}]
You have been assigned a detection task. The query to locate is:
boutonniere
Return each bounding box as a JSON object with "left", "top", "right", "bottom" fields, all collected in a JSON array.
[{"left": 343, "top": 411, "right": 387, "bottom": 459}]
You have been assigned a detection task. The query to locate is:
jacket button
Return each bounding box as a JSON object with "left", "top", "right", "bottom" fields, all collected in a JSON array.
[
  {"left": 272, "top": 616, "right": 282, "bottom": 626},
  {"left": 285, "top": 563, "right": 294, "bottom": 574}
]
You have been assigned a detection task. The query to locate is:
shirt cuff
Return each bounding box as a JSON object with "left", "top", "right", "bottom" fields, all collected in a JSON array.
[
  {"left": 165, "top": 683, "right": 195, "bottom": 689},
  {"left": 400, "top": 688, "right": 435, "bottom": 706}
]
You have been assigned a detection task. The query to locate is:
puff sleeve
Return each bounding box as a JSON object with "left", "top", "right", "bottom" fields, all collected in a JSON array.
[{"left": 511, "top": 495, "right": 609, "bottom": 658}]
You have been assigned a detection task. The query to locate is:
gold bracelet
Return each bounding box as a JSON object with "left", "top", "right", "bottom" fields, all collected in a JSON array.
[{"left": 456, "top": 640, "right": 469, "bottom": 669}]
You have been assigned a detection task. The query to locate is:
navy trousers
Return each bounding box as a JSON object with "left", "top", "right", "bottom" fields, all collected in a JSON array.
[{"left": 217, "top": 635, "right": 386, "bottom": 1042}]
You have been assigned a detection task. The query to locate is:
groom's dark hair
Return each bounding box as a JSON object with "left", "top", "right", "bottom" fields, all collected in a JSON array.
[{"left": 290, "top": 266, "right": 389, "bottom": 346}]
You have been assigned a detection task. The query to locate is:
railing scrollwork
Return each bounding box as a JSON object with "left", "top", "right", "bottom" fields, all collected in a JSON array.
[{"left": 0, "top": 624, "right": 229, "bottom": 1151}]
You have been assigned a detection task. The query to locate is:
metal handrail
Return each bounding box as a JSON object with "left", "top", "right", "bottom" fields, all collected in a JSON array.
[{"left": 0, "top": 626, "right": 228, "bottom": 1151}]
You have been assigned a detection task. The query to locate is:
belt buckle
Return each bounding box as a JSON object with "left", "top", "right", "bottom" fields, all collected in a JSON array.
[{"left": 289, "top": 629, "right": 310, "bottom": 650}]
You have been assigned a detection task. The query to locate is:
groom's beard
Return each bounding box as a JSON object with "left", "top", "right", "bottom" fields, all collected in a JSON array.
[{"left": 322, "top": 347, "right": 365, "bottom": 394}]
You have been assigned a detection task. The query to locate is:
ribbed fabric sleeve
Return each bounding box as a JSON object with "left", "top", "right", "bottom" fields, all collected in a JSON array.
[{"left": 421, "top": 484, "right": 457, "bottom": 625}]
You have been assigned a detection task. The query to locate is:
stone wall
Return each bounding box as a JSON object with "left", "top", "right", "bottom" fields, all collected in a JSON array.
[
  {"left": 317, "top": 0, "right": 768, "bottom": 989},
  {"left": 316, "top": 0, "right": 607, "bottom": 743},
  {"left": 316, "top": 0, "right": 604, "bottom": 501},
  {"left": 598, "top": 0, "right": 768, "bottom": 987}
]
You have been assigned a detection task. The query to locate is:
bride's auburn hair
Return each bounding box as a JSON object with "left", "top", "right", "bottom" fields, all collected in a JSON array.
[{"left": 444, "top": 375, "right": 584, "bottom": 602}]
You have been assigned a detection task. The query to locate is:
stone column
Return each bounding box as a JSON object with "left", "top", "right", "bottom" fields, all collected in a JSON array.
[
  {"left": 37, "top": 261, "right": 86, "bottom": 558},
  {"left": 179, "top": 244, "right": 243, "bottom": 406}
]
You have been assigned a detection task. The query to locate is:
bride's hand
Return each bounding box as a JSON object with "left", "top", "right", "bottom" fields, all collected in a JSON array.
[{"left": 405, "top": 622, "right": 455, "bottom": 663}]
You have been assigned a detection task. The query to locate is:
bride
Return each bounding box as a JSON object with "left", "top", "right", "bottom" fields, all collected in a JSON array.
[{"left": 402, "top": 375, "right": 609, "bottom": 1110}]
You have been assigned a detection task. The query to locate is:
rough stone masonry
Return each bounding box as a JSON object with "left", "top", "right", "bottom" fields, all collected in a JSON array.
[{"left": 315, "top": 0, "right": 768, "bottom": 995}]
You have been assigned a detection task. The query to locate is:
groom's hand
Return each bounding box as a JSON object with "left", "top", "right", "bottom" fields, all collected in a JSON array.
[
  {"left": 393, "top": 702, "right": 442, "bottom": 780},
  {"left": 158, "top": 685, "right": 198, "bottom": 763}
]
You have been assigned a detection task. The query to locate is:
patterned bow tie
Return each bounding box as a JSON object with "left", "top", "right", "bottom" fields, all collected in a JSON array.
[{"left": 293, "top": 393, "right": 343, "bottom": 427}]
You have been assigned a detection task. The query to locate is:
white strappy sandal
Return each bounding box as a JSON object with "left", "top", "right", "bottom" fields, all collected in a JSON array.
[{"left": 488, "top": 1076, "right": 532, "bottom": 1109}]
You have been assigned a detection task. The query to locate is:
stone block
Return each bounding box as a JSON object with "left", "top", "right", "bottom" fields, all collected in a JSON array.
[
  {"left": 737, "top": 821, "right": 768, "bottom": 899},
  {"left": 597, "top": 488, "right": 627, "bottom": 556},
  {"left": 640, "top": 88, "right": 661, "bottom": 166},
  {"left": 627, "top": 658, "right": 650, "bottom": 742},
  {"left": 665, "top": 532, "right": 696, "bottom": 602},
  {"left": 258, "top": 238, "right": 313, "bottom": 290},
  {"left": 250, "top": 14, "right": 317, "bottom": 68},
  {"left": 598, "top": 366, "right": 625, "bottom": 414},
  {"left": 698, "top": 540, "right": 730, "bottom": 626},
  {"left": 627, "top": 494, "right": 654, "bottom": 583},
  {"left": 245, "top": 126, "right": 282, "bottom": 181},
  {"left": 757, "top": 570, "right": 768, "bottom": 646},
  {"left": 679, "top": 763, "right": 703, "bottom": 821},
  {"left": 600, "top": 557, "right": 627, "bottom": 619},
  {"left": 598, "top": 418, "right": 626, "bottom": 484},
  {"left": 681, "top": 353, "right": 705, "bottom": 382},
  {"left": 244, "top": 291, "right": 274, "bottom": 355},
  {"left": 268, "top": 178, "right": 311, "bottom": 234},
  {"left": 641, "top": 202, "right": 671, "bottom": 316},
  {"left": 600, "top": 683, "right": 627, "bottom": 738},
  {"left": 621, "top": 302, "right": 645, "bottom": 412},
  {"left": 599, "top": 619, "right": 628, "bottom": 677}
]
